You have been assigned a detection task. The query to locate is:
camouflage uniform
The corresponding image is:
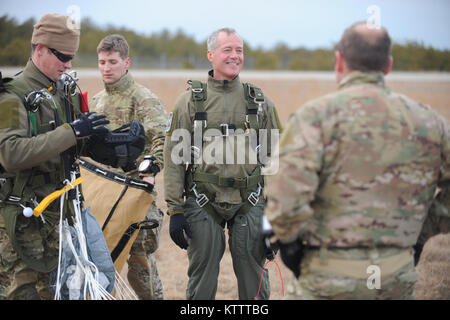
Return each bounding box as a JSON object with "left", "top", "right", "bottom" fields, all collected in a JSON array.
[
  {"left": 164, "top": 71, "right": 282, "bottom": 299},
  {"left": 265, "top": 71, "right": 450, "bottom": 300},
  {"left": 0, "top": 60, "right": 81, "bottom": 299},
  {"left": 90, "top": 72, "right": 167, "bottom": 300}
]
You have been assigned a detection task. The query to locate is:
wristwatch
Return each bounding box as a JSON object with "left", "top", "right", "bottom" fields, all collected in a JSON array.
[{"left": 138, "top": 155, "right": 160, "bottom": 175}]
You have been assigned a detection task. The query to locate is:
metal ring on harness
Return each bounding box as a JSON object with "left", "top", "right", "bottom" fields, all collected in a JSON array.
[{"left": 189, "top": 183, "right": 209, "bottom": 207}]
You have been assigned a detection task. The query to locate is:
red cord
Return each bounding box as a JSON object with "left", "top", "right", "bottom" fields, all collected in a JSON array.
[{"left": 253, "top": 259, "right": 284, "bottom": 299}]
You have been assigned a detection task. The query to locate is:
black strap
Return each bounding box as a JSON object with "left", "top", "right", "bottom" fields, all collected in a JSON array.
[
  {"left": 194, "top": 112, "right": 207, "bottom": 121},
  {"left": 110, "top": 218, "right": 159, "bottom": 262},
  {"left": 190, "top": 80, "right": 208, "bottom": 127},
  {"left": 79, "top": 158, "right": 154, "bottom": 193},
  {"left": 243, "top": 82, "right": 264, "bottom": 132},
  {"left": 102, "top": 185, "right": 128, "bottom": 231}
]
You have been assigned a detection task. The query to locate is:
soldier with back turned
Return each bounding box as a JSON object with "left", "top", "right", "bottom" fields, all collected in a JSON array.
[{"left": 265, "top": 21, "right": 449, "bottom": 299}]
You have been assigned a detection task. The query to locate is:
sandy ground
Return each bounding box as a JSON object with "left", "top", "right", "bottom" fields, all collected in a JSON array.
[{"left": 60, "top": 70, "right": 450, "bottom": 299}]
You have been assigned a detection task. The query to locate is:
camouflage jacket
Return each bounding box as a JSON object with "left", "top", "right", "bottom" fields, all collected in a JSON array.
[
  {"left": 90, "top": 72, "right": 168, "bottom": 177},
  {"left": 164, "top": 71, "right": 282, "bottom": 214},
  {"left": 265, "top": 71, "right": 450, "bottom": 248}
]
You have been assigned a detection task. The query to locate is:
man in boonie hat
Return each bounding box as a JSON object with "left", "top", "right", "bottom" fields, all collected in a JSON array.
[
  {"left": 0, "top": 14, "right": 111, "bottom": 300},
  {"left": 31, "top": 13, "right": 80, "bottom": 81}
]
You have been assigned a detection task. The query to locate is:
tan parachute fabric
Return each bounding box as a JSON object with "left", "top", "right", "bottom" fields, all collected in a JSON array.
[{"left": 78, "top": 158, "right": 154, "bottom": 273}]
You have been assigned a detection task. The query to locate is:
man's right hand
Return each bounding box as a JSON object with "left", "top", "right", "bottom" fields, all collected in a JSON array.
[
  {"left": 70, "top": 112, "right": 109, "bottom": 138},
  {"left": 169, "top": 213, "right": 192, "bottom": 250}
]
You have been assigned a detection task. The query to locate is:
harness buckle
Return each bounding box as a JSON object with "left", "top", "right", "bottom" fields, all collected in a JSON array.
[
  {"left": 196, "top": 193, "right": 209, "bottom": 207},
  {"left": 191, "top": 88, "right": 203, "bottom": 93},
  {"left": 8, "top": 196, "right": 21, "bottom": 202},
  {"left": 220, "top": 124, "right": 237, "bottom": 137},
  {"left": 248, "top": 183, "right": 262, "bottom": 206},
  {"left": 220, "top": 123, "right": 229, "bottom": 137},
  {"left": 25, "top": 90, "right": 45, "bottom": 113},
  {"left": 247, "top": 85, "right": 265, "bottom": 104},
  {"left": 189, "top": 183, "right": 209, "bottom": 207},
  {"left": 191, "top": 146, "right": 201, "bottom": 161}
]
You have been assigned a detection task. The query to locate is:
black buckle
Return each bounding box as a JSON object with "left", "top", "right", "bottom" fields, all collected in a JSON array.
[
  {"left": 220, "top": 177, "right": 235, "bottom": 187},
  {"left": 191, "top": 87, "right": 205, "bottom": 101},
  {"left": 220, "top": 123, "right": 236, "bottom": 136}
]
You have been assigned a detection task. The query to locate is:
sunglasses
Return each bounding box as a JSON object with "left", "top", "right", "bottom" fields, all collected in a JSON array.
[{"left": 49, "top": 48, "right": 74, "bottom": 63}]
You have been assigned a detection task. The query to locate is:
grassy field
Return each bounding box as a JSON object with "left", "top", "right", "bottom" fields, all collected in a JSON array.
[{"left": 45, "top": 70, "right": 450, "bottom": 299}]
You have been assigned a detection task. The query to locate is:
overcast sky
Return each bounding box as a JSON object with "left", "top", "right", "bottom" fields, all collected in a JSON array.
[{"left": 2, "top": 0, "right": 450, "bottom": 50}]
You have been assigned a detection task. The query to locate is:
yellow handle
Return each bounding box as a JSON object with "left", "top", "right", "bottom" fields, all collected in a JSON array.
[{"left": 33, "top": 177, "right": 83, "bottom": 217}]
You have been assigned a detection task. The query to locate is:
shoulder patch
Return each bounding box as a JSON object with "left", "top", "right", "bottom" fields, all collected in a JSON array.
[{"left": 0, "top": 99, "right": 20, "bottom": 129}]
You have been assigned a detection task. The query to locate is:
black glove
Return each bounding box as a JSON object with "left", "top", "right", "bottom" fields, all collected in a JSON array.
[
  {"left": 169, "top": 213, "right": 192, "bottom": 250},
  {"left": 264, "top": 237, "right": 279, "bottom": 261},
  {"left": 278, "top": 238, "right": 304, "bottom": 278},
  {"left": 70, "top": 112, "right": 109, "bottom": 138}
]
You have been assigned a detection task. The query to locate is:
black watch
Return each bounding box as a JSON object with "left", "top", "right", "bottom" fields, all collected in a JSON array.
[{"left": 138, "top": 155, "right": 160, "bottom": 175}]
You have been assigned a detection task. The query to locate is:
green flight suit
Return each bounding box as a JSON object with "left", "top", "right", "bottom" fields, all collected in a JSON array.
[{"left": 164, "top": 70, "right": 282, "bottom": 300}]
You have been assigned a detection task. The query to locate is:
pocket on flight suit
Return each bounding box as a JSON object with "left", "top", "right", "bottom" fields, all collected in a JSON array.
[{"left": 230, "top": 202, "right": 265, "bottom": 260}]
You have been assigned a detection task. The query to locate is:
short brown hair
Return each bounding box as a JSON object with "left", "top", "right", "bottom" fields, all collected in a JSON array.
[
  {"left": 337, "top": 21, "right": 391, "bottom": 72},
  {"left": 97, "top": 34, "right": 129, "bottom": 59}
]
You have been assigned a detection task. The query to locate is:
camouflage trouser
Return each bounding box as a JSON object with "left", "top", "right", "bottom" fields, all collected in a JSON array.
[
  {"left": 0, "top": 214, "right": 55, "bottom": 300},
  {"left": 127, "top": 202, "right": 164, "bottom": 300},
  {"left": 285, "top": 247, "right": 417, "bottom": 300}
]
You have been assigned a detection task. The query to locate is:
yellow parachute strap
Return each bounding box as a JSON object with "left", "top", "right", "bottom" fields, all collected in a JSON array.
[{"left": 33, "top": 177, "right": 83, "bottom": 217}]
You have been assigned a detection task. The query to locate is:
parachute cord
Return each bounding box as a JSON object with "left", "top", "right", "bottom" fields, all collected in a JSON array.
[
  {"left": 114, "top": 271, "right": 138, "bottom": 300},
  {"left": 54, "top": 173, "right": 116, "bottom": 300},
  {"left": 53, "top": 191, "right": 66, "bottom": 300},
  {"left": 253, "top": 259, "right": 285, "bottom": 300}
]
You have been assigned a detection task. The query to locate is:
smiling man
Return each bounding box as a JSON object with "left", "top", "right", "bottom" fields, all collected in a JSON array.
[
  {"left": 164, "top": 28, "right": 282, "bottom": 300},
  {"left": 89, "top": 34, "right": 168, "bottom": 300}
]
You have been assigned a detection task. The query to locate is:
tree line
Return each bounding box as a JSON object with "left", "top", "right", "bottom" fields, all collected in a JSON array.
[{"left": 1, "top": 14, "right": 449, "bottom": 71}]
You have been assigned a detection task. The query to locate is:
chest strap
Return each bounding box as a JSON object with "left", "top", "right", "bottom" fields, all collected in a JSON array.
[
  {"left": 189, "top": 80, "right": 265, "bottom": 132},
  {"left": 192, "top": 171, "right": 263, "bottom": 189}
]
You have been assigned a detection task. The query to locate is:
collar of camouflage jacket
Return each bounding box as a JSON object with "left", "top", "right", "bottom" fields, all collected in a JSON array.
[
  {"left": 104, "top": 72, "right": 134, "bottom": 93},
  {"left": 338, "top": 71, "right": 385, "bottom": 90},
  {"left": 207, "top": 69, "right": 242, "bottom": 92}
]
